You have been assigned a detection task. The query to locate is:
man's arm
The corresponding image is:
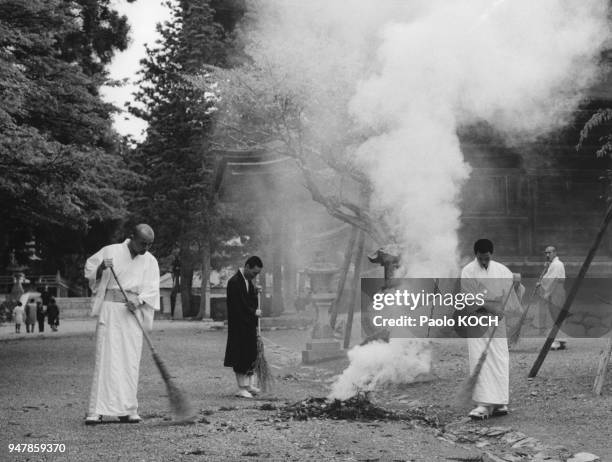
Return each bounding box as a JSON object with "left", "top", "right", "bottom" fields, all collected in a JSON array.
[
  {"left": 135, "top": 257, "right": 160, "bottom": 312},
  {"left": 84, "top": 248, "right": 107, "bottom": 293}
]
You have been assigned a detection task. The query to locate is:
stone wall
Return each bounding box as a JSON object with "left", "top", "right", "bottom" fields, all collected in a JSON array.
[{"left": 55, "top": 297, "right": 91, "bottom": 319}]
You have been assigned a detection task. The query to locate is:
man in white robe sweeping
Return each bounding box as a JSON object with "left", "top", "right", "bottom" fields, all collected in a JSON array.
[
  {"left": 461, "top": 238, "right": 521, "bottom": 420},
  {"left": 84, "top": 224, "right": 160, "bottom": 425}
]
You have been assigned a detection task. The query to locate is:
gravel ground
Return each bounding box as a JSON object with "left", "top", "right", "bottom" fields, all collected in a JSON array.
[{"left": 0, "top": 323, "right": 610, "bottom": 461}]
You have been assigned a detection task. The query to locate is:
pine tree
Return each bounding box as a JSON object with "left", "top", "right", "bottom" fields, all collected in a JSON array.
[{"left": 130, "top": 0, "right": 244, "bottom": 316}]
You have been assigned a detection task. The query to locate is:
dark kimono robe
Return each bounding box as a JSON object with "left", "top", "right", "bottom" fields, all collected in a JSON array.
[{"left": 223, "top": 270, "right": 259, "bottom": 374}]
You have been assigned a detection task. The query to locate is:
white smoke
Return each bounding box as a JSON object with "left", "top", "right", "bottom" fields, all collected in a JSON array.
[
  {"left": 241, "top": 0, "right": 609, "bottom": 276},
  {"left": 328, "top": 338, "right": 432, "bottom": 401},
  {"left": 233, "top": 0, "right": 610, "bottom": 397},
  {"left": 348, "top": 0, "right": 609, "bottom": 276}
]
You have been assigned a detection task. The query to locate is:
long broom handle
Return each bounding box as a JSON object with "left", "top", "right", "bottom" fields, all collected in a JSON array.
[
  {"left": 509, "top": 266, "right": 548, "bottom": 342},
  {"left": 469, "top": 279, "right": 518, "bottom": 370},
  {"left": 457, "top": 279, "right": 517, "bottom": 404},
  {"left": 482, "top": 279, "right": 517, "bottom": 341},
  {"left": 109, "top": 266, "right": 155, "bottom": 352},
  {"left": 257, "top": 291, "right": 261, "bottom": 336}
]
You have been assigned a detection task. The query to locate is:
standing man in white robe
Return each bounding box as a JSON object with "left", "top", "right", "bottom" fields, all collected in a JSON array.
[
  {"left": 84, "top": 224, "right": 160, "bottom": 425},
  {"left": 536, "top": 245, "right": 566, "bottom": 347},
  {"left": 461, "top": 238, "right": 520, "bottom": 420}
]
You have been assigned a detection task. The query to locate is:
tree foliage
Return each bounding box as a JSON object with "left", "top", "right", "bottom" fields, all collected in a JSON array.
[
  {"left": 0, "top": 0, "right": 138, "bottom": 274},
  {"left": 578, "top": 108, "right": 612, "bottom": 159},
  {"left": 198, "top": 62, "right": 391, "bottom": 245}
]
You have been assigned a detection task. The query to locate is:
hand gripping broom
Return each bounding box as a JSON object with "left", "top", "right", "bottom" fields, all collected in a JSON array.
[
  {"left": 253, "top": 291, "right": 273, "bottom": 392},
  {"left": 110, "top": 267, "right": 196, "bottom": 423},
  {"left": 456, "top": 279, "right": 517, "bottom": 407}
]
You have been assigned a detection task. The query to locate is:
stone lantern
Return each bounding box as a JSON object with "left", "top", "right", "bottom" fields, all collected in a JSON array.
[{"left": 301, "top": 256, "right": 345, "bottom": 363}]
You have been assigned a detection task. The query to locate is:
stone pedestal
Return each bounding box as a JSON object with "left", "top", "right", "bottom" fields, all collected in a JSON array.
[
  {"left": 300, "top": 261, "right": 343, "bottom": 363},
  {"left": 302, "top": 338, "right": 346, "bottom": 364}
]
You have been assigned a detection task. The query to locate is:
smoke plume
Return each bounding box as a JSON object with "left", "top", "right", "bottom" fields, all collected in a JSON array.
[
  {"left": 241, "top": 0, "right": 609, "bottom": 275},
  {"left": 328, "top": 338, "right": 432, "bottom": 400},
  {"left": 235, "top": 0, "right": 610, "bottom": 396}
]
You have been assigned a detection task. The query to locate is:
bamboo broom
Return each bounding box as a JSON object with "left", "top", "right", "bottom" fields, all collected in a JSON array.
[
  {"left": 456, "top": 279, "right": 517, "bottom": 407},
  {"left": 110, "top": 267, "right": 196, "bottom": 423},
  {"left": 253, "top": 291, "right": 273, "bottom": 392}
]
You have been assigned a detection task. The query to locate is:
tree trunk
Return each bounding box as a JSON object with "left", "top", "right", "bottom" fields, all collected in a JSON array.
[
  {"left": 196, "top": 239, "right": 211, "bottom": 320},
  {"left": 179, "top": 246, "right": 193, "bottom": 319},
  {"left": 330, "top": 226, "right": 358, "bottom": 329},
  {"left": 271, "top": 212, "right": 283, "bottom": 316},
  {"left": 343, "top": 230, "right": 365, "bottom": 350},
  {"left": 282, "top": 214, "right": 296, "bottom": 312}
]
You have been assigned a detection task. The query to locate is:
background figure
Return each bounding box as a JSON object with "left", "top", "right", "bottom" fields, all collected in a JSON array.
[
  {"left": 25, "top": 298, "right": 37, "bottom": 333},
  {"left": 13, "top": 301, "right": 25, "bottom": 333},
  {"left": 47, "top": 297, "right": 60, "bottom": 332},
  {"left": 535, "top": 245, "right": 566, "bottom": 345},
  {"left": 0, "top": 299, "right": 12, "bottom": 324},
  {"left": 40, "top": 285, "right": 51, "bottom": 311},
  {"left": 170, "top": 255, "right": 180, "bottom": 319},
  {"left": 36, "top": 301, "right": 46, "bottom": 332},
  {"left": 224, "top": 256, "right": 263, "bottom": 399}
]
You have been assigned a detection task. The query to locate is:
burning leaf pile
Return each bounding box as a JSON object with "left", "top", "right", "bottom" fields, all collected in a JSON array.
[{"left": 278, "top": 394, "right": 439, "bottom": 427}]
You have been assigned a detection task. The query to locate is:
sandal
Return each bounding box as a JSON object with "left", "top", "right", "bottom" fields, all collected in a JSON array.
[
  {"left": 118, "top": 414, "right": 142, "bottom": 423},
  {"left": 85, "top": 415, "right": 102, "bottom": 426},
  {"left": 468, "top": 405, "right": 492, "bottom": 420},
  {"left": 492, "top": 405, "right": 508, "bottom": 416}
]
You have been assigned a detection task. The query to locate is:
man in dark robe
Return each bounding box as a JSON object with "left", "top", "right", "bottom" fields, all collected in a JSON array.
[
  {"left": 47, "top": 297, "right": 60, "bottom": 331},
  {"left": 224, "top": 256, "right": 263, "bottom": 398}
]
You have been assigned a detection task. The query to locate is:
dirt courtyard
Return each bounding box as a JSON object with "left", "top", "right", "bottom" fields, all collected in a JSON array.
[{"left": 0, "top": 323, "right": 610, "bottom": 461}]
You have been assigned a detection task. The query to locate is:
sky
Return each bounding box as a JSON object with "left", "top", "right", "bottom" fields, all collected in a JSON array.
[{"left": 101, "top": 0, "right": 170, "bottom": 141}]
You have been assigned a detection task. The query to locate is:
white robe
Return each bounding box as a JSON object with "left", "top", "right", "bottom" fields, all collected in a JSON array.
[
  {"left": 540, "top": 256, "right": 566, "bottom": 307},
  {"left": 85, "top": 240, "right": 160, "bottom": 416},
  {"left": 534, "top": 257, "right": 566, "bottom": 329},
  {"left": 461, "top": 259, "right": 519, "bottom": 405}
]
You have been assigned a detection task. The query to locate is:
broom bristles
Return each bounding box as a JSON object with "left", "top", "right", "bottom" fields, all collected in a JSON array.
[
  {"left": 254, "top": 335, "right": 273, "bottom": 392},
  {"left": 508, "top": 322, "right": 523, "bottom": 346},
  {"left": 456, "top": 351, "right": 488, "bottom": 406},
  {"left": 152, "top": 351, "right": 197, "bottom": 422},
  {"left": 508, "top": 302, "right": 533, "bottom": 346},
  {"left": 166, "top": 380, "right": 197, "bottom": 422}
]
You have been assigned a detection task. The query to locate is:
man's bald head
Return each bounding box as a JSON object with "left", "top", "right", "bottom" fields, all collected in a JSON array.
[
  {"left": 544, "top": 246, "right": 557, "bottom": 262},
  {"left": 128, "top": 224, "right": 155, "bottom": 257},
  {"left": 133, "top": 224, "right": 154, "bottom": 241}
]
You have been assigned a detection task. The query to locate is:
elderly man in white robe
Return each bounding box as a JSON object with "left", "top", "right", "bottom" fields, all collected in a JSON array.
[
  {"left": 84, "top": 224, "right": 160, "bottom": 425},
  {"left": 461, "top": 238, "right": 521, "bottom": 420},
  {"left": 535, "top": 246, "right": 566, "bottom": 347}
]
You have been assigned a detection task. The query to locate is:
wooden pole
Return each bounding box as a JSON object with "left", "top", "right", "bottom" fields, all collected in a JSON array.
[
  {"left": 529, "top": 201, "right": 612, "bottom": 378},
  {"left": 330, "top": 226, "right": 358, "bottom": 329},
  {"left": 593, "top": 335, "right": 612, "bottom": 395},
  {"left": 343, "top": 230, "right": 365, "bottom": 350}
]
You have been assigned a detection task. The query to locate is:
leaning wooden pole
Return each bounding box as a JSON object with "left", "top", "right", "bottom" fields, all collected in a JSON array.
[
  {"left": 529, "top": 201, "right": 612, "bottom": 378},
  {"left": 330, "top": 226, "right": 358, "bottom": 329},
  {"left": 593, "top": 335, "right": 612, "bottom": 395},
  {"left": 344, "top": 230, "right": 366, "bottom": 350}
]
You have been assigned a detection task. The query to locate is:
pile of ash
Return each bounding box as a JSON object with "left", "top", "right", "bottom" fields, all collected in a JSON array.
[{"left": 278, "top": 393, "right": 439, "bottom": 427}]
